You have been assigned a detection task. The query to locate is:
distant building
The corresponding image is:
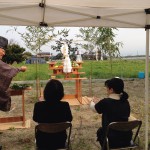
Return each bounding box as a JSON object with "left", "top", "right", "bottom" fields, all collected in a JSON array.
[
  {"left": 37, "top": 52, "right": 50, "bottom": 59},
  {"left": 26, "top": 56, "right": 46, "bottom": 64},
  {"left": 26, "top": 52, "right": 51, "bottom": 64}
]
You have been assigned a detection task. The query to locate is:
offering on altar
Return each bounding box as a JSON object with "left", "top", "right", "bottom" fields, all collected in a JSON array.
[
  {"left": 76, "top": 55, "right": 82, "bottom": 62},
  {"left": 76, "top": 50, "right": 82, "bottom": 62},
  {"left": 63, "top": 55, "right": 72, "bottom": 73},
  {"left": 61, "top": 43, "right": 69, "bottom": 57},
  {"left": 61, "top": 43, "right": 72, "bottom": 73},
  {"left": 72, "top": 61, "right": 79, "bottom": 67}
]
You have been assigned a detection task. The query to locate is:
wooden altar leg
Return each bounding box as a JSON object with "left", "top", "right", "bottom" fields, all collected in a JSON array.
[
  {"left": 76, "top": 79, "right": 82, "bottom": 104},
  {"left": 78, "top": 79, "right": 82, "bottom": 103},
  {"left": 22, "top": 91, "right": 25, "bottom": 126}
]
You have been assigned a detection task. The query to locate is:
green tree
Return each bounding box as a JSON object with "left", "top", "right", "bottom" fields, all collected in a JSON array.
[
  {"left": 15, "top": 26, "right": 55, "bottom": 54},
  {"left": 77, "top": 27, "right": 123, "bottom": 76},
  {"left": 96, "top": 27, "right": 122, "bottom": 57},
  {"left": 76, "top": 27, "right": 123, "bottom": 60},
  {"left": 2, "top": 43, "right": 25, "bottom": 64},
  {"left": 23, "top": 51, "right": 32, "bottom": 60},
  {"left": 12, "top": 26, "right": 57, "bottom": 98},
  {"left": 96, "top": 28, "right": 123, "bottom": 74},
  {"left": 51, "top": 29, "right": 78, "bottom": 60},
  {"left": 76, "top": 27, "right": 95, "bottom": 53}
]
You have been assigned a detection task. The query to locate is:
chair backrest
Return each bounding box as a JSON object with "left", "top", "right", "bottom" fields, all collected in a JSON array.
[
  {"left": 35, "top": 122, "right": 72, "bottom": 149},
  {"left": 103, "top": 120, "right": 142, "bottom": 150}
]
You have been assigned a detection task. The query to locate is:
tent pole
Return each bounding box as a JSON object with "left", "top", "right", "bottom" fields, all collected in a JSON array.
[
  {"left": 145, "top": 9, "right": 150, "bottom": 149},
  {"left": 145, "top": 28, "right": 149, "bottom": 150}
]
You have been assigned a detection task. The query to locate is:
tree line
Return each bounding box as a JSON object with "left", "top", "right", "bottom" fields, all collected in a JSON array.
[{"left": 3, "top": 26, "right": 122, "bottom": 64}]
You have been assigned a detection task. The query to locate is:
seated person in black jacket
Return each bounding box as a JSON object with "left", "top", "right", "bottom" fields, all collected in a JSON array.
[
  {"left": 33, "top": 79, "right": 73, "bottom": 149},
  {"left": 90, "top": 77, "right": 132, "bottom": 149}
]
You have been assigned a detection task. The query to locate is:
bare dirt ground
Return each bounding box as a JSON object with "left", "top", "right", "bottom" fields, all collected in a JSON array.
[{"left": 0, "top": 79, "right": 148, "bottom": 150}]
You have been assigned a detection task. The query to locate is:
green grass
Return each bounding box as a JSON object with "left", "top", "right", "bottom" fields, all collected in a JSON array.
[{"left": 12, "top": 59, "right": 146, "bottom": 81}]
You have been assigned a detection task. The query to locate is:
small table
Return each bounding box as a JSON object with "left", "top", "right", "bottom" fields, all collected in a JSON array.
[{"left": 0, "top": 88, "right": 31, "bottom": 127}]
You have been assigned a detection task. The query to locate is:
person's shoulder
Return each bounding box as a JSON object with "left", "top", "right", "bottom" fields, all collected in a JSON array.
[
  {"left": 60, "top": 101, "right": 70, "bottom": 106},
  {"left": 61, "top": 101, "right": 69, "bottom": 104},
  {"left": 104, "top": 98, "right": 116, "bottom": 101},
  {"left": 100, "top": 98, "right": 111, "bottom": 102},
  {"left": 34, "top": 101, "right": 45, "bottom": 106},
  {"left": 107, "top": 98, "right": 120, "bottom": 103},
  {"left": 98, "top": 98, "right": 114, "bottom": 104}
]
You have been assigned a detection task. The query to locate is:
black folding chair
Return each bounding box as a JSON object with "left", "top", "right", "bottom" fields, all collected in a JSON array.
[
  {"left": 102, "top": 120, "right": 142, "bottom": 150},
  {"left": 35, "top": 122, "right": 72, "bottom": 150}
]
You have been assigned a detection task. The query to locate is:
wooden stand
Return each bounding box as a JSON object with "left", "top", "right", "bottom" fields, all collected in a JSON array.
[
  {"left": 49, "top": 62, "right": 86, "bottom": 104},
  {"left": 0, "top": 88, "right": 31, "bottom": 127}
]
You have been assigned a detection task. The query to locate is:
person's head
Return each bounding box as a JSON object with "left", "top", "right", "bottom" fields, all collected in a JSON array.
[
  {"left": 0, "top": 36, "right": 8, "bottom": 59},
  {"left": 105, "top": 77, "right": 128, "bottom": 101},
  {"left": 44, "top": 79, "right": 64, "bottom": 102},
  {"left": 105, "top": 77, "right": 124, "bottom": 94}
]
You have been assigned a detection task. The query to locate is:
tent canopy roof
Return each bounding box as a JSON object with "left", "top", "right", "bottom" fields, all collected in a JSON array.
[{"left": 0, "top": 0, "right": 150, "bottom": 28}]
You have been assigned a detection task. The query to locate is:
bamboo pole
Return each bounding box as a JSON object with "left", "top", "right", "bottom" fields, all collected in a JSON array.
[{"left": 89, "top": 59, "right": 93, "bottom": 97}]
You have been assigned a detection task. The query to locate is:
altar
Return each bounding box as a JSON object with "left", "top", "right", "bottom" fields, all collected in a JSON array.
[{"left": 49, "top": 61, "right": 87, "bottom": 104}]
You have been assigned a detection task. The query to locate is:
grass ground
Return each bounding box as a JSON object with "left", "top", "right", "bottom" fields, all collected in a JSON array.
[{"left": 12, "top": 59, "right": 146, "bottom": 81}]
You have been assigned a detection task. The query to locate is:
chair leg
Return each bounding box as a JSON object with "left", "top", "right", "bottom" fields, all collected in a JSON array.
[
  {"left": 35, "top": 146, "right": 39, "bottom": 150},
  {"left": 68, "top": 144, "right": 72, "bottom": 150},
  {"left": 65, "top": 141, "right": 72, "bottom": 150}
]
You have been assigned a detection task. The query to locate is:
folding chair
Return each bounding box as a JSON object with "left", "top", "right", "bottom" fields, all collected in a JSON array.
[
  {"left": 102, "top": 120, "right": 142, "bottom": 150},
  {"left": 35, "top": 122, "right": 72, "bottom": 150}
]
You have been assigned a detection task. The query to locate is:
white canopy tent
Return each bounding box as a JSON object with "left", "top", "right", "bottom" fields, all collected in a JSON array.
[
  {"left": 0, "top": 0, "right": 150, "bottom": 149},
  {"left": 0, "top": 0, "right": 149, "bottom": 28}
]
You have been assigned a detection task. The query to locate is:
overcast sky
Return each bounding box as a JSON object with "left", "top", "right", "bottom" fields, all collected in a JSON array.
[
  {"left": 0, "top": 26, "right": 146, "bottom": 56},
  {"left": 115, "top": 28, "right": 146, "bottom": 56}
]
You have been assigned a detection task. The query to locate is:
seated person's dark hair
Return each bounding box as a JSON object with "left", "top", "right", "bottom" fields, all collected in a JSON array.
[
  {"left": 105, "top": 78, "right": 128, "bottom": 101},
  {"left": 44, "top": 79, "right": 64, "bottom": 102}
]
